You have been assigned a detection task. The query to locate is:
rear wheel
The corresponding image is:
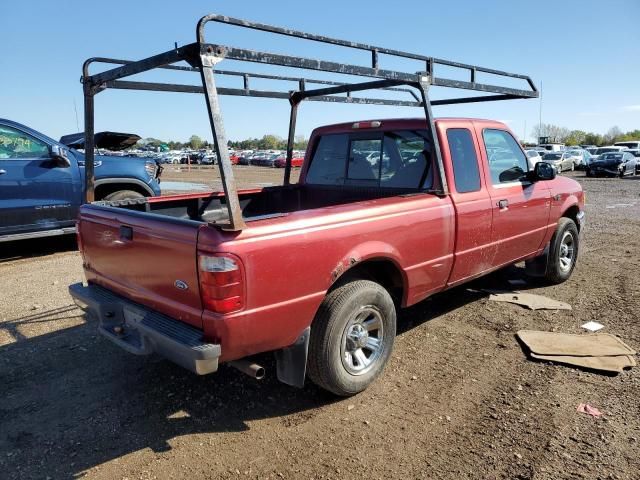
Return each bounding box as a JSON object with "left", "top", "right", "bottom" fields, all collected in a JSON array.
[
  {"left": 307, "top": 280, "right": 396, "bottom": 396},
  {"left": 543, "top": 218, "right": 579, "bottom": 284},
  {"left": 103, "top": 190, "right": 145, "bottom": 201}
]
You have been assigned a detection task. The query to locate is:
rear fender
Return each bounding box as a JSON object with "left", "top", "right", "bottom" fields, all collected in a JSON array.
[{"left": 329, "top": 241, "right": 408, "bottom": 305}]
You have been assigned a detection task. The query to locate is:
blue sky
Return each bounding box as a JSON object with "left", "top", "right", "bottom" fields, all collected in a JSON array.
[{"left": 2, "top": 0, "right": 638, "bottom": 144}]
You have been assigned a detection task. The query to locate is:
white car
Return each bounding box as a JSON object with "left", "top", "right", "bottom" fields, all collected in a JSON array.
[
  {"left": 564, "top": 149, "right": 591, "bottom": 169},
  {"left": 525, "top": 149, "right": 543, "bottom": 169}
]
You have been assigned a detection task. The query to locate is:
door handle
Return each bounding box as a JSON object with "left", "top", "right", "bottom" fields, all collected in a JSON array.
[
  {"left": 0, "top": 169, "right": 6, "bottom": 175},
  {"left": 497, "top": 199, "right": 508, "bottom": 209}
]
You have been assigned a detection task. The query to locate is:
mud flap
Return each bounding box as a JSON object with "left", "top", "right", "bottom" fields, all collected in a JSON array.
[
  {"left": 525, "top": 243, "right": 550, "bottom": 277},
  {"left": 274, "top": 327, "right": 310, "bottom": 388}
]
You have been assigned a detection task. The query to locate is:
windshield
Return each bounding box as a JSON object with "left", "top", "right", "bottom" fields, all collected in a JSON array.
[
  {"left": 543, "top": 153, "right": 562, "bottom": 160},
  {"left": 595, "top": 148, "right": 619, "bottom": 155},
  {"left": 602, "top": 153, "right": 623, "bottom": 161}
]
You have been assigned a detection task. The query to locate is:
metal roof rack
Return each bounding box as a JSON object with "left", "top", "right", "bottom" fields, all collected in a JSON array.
[{"left": 82, "top": 14, "right": 538, "bottom": 230}]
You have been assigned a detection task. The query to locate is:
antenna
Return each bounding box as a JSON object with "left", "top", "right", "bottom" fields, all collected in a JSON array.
[{"left": 73, "top": 98, "right": 80, "bottom": 132}]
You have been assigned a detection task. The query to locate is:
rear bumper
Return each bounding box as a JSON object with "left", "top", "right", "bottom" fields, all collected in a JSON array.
[{"left": 69, "top": 282, "right": 221, "bottom": 375}]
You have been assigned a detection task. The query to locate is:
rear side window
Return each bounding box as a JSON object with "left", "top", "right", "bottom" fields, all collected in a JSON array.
[
  {"left": 447, "top": 129, "right": 481, "bottom": 193},
  {"left": 306, "top": 130, "right": 432, "bottom": 189},
  {"left": 305, "top": 134, "right": 349, "bottom": 185},
  {"left": 482, "top": 129, "right": 528, "bottom": 184}
]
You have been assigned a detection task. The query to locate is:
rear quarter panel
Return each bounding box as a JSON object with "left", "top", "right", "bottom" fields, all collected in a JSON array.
[{"left": 199, "top": 193, "right": 455, "bottom": 361}]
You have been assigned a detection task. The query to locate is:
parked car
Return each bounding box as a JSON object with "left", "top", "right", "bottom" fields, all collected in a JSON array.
[
  {"left": 0, "top": 118, "right": 161, "bottom": 242},
  {"left": 586, "top": 151, "right": 637, "bottom": 178},
  {"left": 71, "top": 117, "right": 585, "bottom": 396},
  {"left": 274, "top": 153, "right": 305, "bottom": 168},
  {"left": 252, "top": 153, "right": 280, "bottom": 167},
  {"left": 626, "top": 149, "right": 640, "bottom": 173},
  {"left": 541, "top": 151, "right": 575, "bottom": 172},
  {"left": 564, "top": 149, "right": 591, "bottom": 170},
  {"left": 525, "top": 149, "right": 543, "bottom": 169}
]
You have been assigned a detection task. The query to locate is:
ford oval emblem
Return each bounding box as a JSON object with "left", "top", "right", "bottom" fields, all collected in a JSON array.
[{"left": 174, "top": 280, "right": 189, "bottom": 291}]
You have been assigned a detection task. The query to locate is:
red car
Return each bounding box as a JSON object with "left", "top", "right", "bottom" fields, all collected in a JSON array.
[
  {"left": 274, "top": 154, "right": 304, "bottom": 168},
  {"left": 71, "top": 118, "right": 584, "bottom": 396}
]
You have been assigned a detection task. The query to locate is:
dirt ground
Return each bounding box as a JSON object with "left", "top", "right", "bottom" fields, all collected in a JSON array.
[
  {"left": 159, "top": 164, "right": 300, "bottom": 193},
  {"left": 1, "top": 169, "right": 639, "bottom": 480}
]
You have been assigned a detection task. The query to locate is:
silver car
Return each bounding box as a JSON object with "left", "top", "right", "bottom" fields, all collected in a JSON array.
[{"left": 541, "top": 152, "right": 575, "bottom": 172}]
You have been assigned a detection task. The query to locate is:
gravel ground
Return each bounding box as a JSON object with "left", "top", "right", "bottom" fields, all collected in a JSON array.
[{"left": 0, "top": 169, "right": 639, "bottom": 480}]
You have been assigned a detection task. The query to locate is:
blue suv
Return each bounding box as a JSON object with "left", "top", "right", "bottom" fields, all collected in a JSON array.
[{"left": 0, "top": 118, "right": 161, "bottom": 242}]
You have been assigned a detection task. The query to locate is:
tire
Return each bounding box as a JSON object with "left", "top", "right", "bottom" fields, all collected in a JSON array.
[
  {"left": 586, "top": 169, "right": 592, "bottom": 177},
  {"left": 307, "top": 280, "right": 396, "bottom": 396},
  {"left": 103, "top": 190, "right": 145, "bottom": 201},
  {"left": 544, "top": 218, "right": 579, "bottom": 285}
]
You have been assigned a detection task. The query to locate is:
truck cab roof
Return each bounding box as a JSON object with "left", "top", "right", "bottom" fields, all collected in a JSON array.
[{"left": 311, "top": 118, "right": 509, "bottom": 137}]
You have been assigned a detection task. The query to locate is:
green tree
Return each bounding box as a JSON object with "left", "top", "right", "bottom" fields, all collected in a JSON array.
[
  {"left": 564, "top": 130, "right": 587, "bottom": 146},
  {"left": 189, "top": 135, "right": 203, "bottom": 150}
]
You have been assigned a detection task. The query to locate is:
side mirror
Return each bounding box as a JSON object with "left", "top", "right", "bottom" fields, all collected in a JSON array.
[
  {"left": 531, "top": 161, "right": 556, "bottom": 181},
  {"left": 50, "top": 145, "right": 71, "bottom": 168}
]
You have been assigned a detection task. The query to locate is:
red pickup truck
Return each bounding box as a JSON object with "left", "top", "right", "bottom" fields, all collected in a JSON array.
[{"left": 70, "top": 15, "right": 584, "bottom": 396}]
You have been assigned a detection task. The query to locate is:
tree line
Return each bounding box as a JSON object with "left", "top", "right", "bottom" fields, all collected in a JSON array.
[
  {"left": 137, "top": 134, "right": 308, "bottom": 151},
  {"left": 530, "top": 124, "right": 639, "bottom": 146}
]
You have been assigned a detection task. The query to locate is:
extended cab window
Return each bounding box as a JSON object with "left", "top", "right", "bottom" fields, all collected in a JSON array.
[
  {"left": 306, "top": 130, "right": 432, "bottom": 189},
  {"left": 482, "top": 129, "right": 528, "bottom": 184},
  {"left": 0, "top": 125, "right": 49, "bottom": 159},
  {"left": 447, "top": 129, "right": 481, "bottom": 193}
]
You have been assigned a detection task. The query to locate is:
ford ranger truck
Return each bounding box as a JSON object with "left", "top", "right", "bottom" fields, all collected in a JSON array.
[
  {"left": 0, "top": 119, "right": 161, "bottom": 242},
  {"left": 70, "top": 118, "right": 585, "bottom": 396}
]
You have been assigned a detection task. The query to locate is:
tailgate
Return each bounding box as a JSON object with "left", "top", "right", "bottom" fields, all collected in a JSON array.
[{"left": 78, "top": 205, "right": 204, "bottom": 328}]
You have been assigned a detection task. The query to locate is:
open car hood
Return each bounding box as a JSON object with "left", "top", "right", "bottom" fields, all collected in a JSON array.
[{"left": 59, "top": 132, "right": 141, "bottom": 151}]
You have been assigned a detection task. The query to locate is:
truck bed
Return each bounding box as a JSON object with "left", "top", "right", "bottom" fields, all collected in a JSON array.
[{"left": 98, "top": 184, "right": 425, "bottom": 225}]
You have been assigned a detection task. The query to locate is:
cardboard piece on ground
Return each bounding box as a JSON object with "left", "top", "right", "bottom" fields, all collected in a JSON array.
[
  {"left": 517, "top": 330, "right": 637, "bottom": 374},
  {"left": 581, "top": 321, "right": 604, "bottom": 332},
  {"left": 488, "top": 292, "right": 572, "bottom": 311},
  {"left": 530, "top": 352, "right": 636, "bottom": 373},
  {"left": 517, "top": 330, "right": 636, "bottom": 357}
]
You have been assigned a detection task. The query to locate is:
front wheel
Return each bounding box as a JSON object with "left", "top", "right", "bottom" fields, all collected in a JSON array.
[
  {"left": 307, "top": 280, "right": 396, "bottom": 396},
  {"left": 103, "top": 190, "right": 144, "bottom": 201},
  {"left": 543, "top": 218, "right": 579, "bottom": 284}
]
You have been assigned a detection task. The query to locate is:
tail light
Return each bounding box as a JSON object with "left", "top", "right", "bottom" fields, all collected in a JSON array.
[
  {"left": 198, "top": 254, "right": 244, "bottom": 314},
  {"left": 352, "top": 121, "right": 381, "bottom": 129}
]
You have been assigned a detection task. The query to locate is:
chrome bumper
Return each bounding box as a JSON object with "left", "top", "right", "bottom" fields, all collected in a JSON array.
[{"left": 69, "top": 282, "right": 221, "bottom": 375}]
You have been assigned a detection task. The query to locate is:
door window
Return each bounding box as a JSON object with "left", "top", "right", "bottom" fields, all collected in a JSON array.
[
  {"left": 0, "top": 125, "right": 49, "bottom": 159},
  {"left": 447, "top": 128, "right": 481, "bottom": 193},
  {"left": 482, "top": 129, "right": 528, "bottom": 184}
]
